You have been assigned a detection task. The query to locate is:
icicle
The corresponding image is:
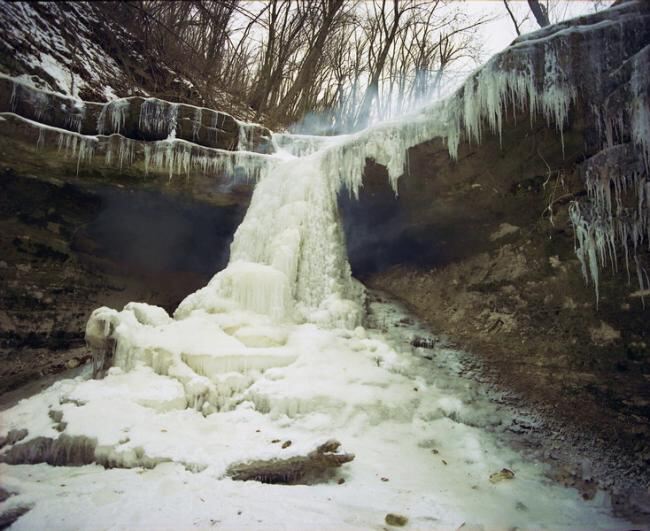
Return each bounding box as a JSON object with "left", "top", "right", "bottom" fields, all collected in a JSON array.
[
  {"left": 97, "top": 99, "right": 129, "bottom": 135},
  {"left": 238, "top": 122, "right": 258, "bottom": 151},
  {"left": 64, "top": 101, "right": 85, "bottom": 133},
  {"left": 10, "top": 81, "right": 17, "bottom": 112},
  {"left": 139, "top": 99, "right": 168, "bottom": 135},
  {"left": 36, "top": 128, "right": 44, "bottom": 149},
  {"left": 32, "top": 90, "right": 48, "bottom": 121},
  {"left": 167, "top": 104, "right": 178, "bottom": 140},
  {"left": 192, "top": 107, "right": 202, "bottom": 142},
  {"left": 139, "top": 99, "right": 178, "bottom": 138},
  {"left": 118, "top": 137, "right": 135, "bottom": 170},
  {"left": 630, "top": 47, "right": 650, "bottom": 172}
]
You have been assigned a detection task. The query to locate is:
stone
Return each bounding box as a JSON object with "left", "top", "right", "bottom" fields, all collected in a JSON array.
[
  {"left": 489, "top": 468, "right": 515, "bottom": 484},
  {"left": 589, "top": 322, "right": 621, "bottom": 346},
  {"left": 226, "top": 439, "right": 354, "bottom": 485},
  {"left": 0, "top": 429, "right": 28, "bottom": 449},
  {"left": 385, "top": 513, "right": 408, "bottom": 527},
  {"left": 66, "top": 358, "right": 81, "bottom": 369},
  {"left": 489, "top": 223, "right": 520, "bottom": 241}
]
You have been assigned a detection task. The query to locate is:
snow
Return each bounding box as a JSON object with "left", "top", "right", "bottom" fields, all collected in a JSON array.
[
  {"left": 0, "top": 294, "right": 626, "bottom": 529},
  {"left": 0, "top": 2, "right": 125, "bottom": 101}
]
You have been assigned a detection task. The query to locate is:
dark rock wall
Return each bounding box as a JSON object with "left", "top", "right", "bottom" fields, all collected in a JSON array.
[{"left": 0, "top": 170, "right": 246, "bottom": 394}]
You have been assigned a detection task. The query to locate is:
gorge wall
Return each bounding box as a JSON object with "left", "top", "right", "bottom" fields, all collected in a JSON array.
[{"left": 0, "top": 77, "right": 273, "bottom": 392}]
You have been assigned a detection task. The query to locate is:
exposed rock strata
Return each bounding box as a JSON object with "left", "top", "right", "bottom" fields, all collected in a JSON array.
[{"left": 0, "top": 76, "right": 274, "bottom": 153}]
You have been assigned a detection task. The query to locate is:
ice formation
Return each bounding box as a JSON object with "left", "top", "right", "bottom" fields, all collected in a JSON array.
[
  {"left": 140, "top": 138, "right": 270, "bottom": 181},
  {"left": 568, "top": 43, "right": 650, "bottom": 301},
  {"left": 1, "top": 110, "right": 274, "bottom": 183},
  {"left": 272, "top": 132, "right": 335, "bottom": 157},
  {"left": 237, "top": 120, "right": 259, "bottom": 151},
  {"left": 0, "top": 290, "right": 626, "bottom": 529},
  {"left": 96, "top": 98, "right": 129, "bottom": 135},
  {"left": 138, "top": 98, "right": 178, "bottom": 138},
  {"left": 55, "top": 129, "right": 97, "bottom": 175}
]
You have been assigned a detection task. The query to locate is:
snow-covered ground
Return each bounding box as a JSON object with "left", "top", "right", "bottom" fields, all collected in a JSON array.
[{"left": 0, "top": 291, "right": 625, "bottom": 530}]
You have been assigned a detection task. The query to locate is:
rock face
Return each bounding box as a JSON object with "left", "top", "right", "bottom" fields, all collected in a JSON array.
[
  {"left": 0, "top": 169, "right": 247, "bottom": 393},
  {"left": 0, "top": 54, "right": 280, "bottom": 395},
  {"left": 341, "top": 0, "right": 650, "bottom": 493},
  {"left": 0, "top": 1, "right": 256, "bottom": 116},
  {"left": 0, "top": 11, "right": 282, "bottom": 393},
  {"left": 0, "top": 76, "right": 275, "bottom": 209},
  {"left": 0, "top": 76, "right": 274, "bottom": 153},
  {"left": 0, "top": 2, "right": 139, "bottom": 102}
]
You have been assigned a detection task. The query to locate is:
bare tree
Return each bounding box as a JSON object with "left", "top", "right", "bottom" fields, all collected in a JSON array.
[
  {"left": 275, "top": 0, "right": 347, "bottom": 122},
  {"left": 528, "top": 0, "right": 550, "bottom": 27},
  {"left": 98, "top": 0, "right": 491, "bottom": 129},
  {"left": 503, "top": 0, "right": 521, "bottom": 35},
  {"left": 354, "top": 0, "right": 416, "bottom": 128}
]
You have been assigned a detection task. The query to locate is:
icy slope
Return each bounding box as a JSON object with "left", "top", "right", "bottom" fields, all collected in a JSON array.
[{"left": 0, "top": 2, "right": 133, "bottom": 101}]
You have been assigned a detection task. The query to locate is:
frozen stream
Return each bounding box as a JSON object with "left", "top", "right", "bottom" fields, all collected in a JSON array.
[
  {"left": 0, "top": 133, "right": 627, "bottom": 529},
  {"left": 0, "top": 290, "right": 625, "bottom": 530}
]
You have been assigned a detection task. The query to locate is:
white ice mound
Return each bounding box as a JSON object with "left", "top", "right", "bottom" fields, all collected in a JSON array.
[
  {"left": 85, "top": 305, "right": 300, "bottom": 412},
  {"left": 68, "top": 366, "right": 187, "bottom": 412},
  {"left": 83, "top": 137, "right": 367, "bottom": 407}
]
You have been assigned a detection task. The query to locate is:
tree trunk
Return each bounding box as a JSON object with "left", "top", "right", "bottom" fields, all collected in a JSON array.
[{"left": 528, "top": 0, "right": 550, "bottom": 28}]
